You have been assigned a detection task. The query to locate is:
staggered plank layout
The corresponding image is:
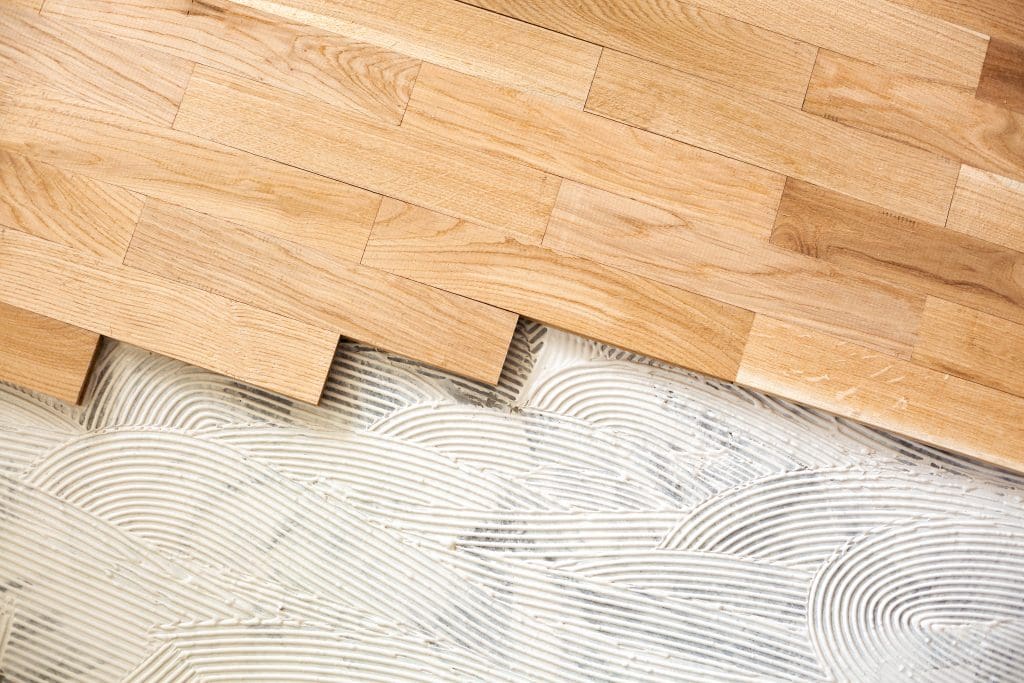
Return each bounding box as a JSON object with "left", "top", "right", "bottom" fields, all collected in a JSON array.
[{"left": 1, "top": 0, "right": 1023, "bottom": 470}]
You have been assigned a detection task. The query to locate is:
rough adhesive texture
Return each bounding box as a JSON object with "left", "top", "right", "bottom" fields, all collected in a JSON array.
[{"left": 0, "top": 322, "right": 1023, "bottom": 681}]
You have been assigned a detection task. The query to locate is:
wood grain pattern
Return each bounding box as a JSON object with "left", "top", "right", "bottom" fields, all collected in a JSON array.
[
  {"left": 363, "top": 198, "right": 754, "bottom": 381},
  {"left": 771, "top": 178, "right": 1024, "bottom": 327},
  {"left": 890, "top": 0, "right": 1024, "bottom": 45},
  {"left": 43, "top": 0, "right": 422, "bottom": 123},
  {"left": 0, "top": 226, "right": 337, "bottom": 403},
  {"left": 685, "top": 0, "right": 989, "bottom": 87},
  {"left": 803, "top": 50, "right": 1024, "bottom": 183},
  {"left": 913, "top": 297, "right": 1024, "bottom": 398},
  {"left": 544, "top": 181, "right": 923, "bottom": 357},
  {"left": 946, "top": 166, "right": 1024, "bottom": 252},
  {"left": 737, "top": 315, "right": 1024, "bottom": 473},
  {"left": 402, "top": 62, "right": 784, "bottom": 239},
  {"left": 457, "top": 0, "right": 817, "bottom": 106},
  {"left": 0, "top": 4, "right": 192, "bottom": 126},
  {"left": 0, "top": 92, "right": 379, "bottom": 262},
  {"left": 0, "top": 302, "right": 99, "bottom": 404},
  {"left": 0, "top": 148, "right": 142, "bottom": 262},
  {"left": 126, "top": 199, "right": 518, "bottom": 384},
  {"left": 222, "top": 0, "right": 601, "bottom": 107},
  {"left": 173, "top": 65, "right": 560, "bottom": 242},
  {"left": 587, "top": 50, "right": 959, "bottom": 225},
  {"left": 976, "top": 38, "right": 1024, "bottom": 114}
]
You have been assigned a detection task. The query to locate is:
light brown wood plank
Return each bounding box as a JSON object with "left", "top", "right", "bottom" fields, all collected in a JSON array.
[
  {"left": 737, "top": 315, "right": 1024, "bottom": 473},
  {"left": 803, "top": 50, "right": 1024, "bottom": 183},
  {"left": 913, "top": 297, "right": 1024, "bottom": 398},
  {"left": 362, "top": 198, "right": 754, "bottom": 381},
  {"left": 587, "top": 50, "right": 959, "bottom": 226},
  {"left": 173, "top": 65, "right": 560, "bottom": 242},
  {"left": 0, "top": 148, "right": 142, "bottom": 262},
  {"left": 0, "top": 302, "right": 99, "bottom": 404},
  {"left": 771, "top": 178, "right": 1024, "bottom": 327},
  {"left": 686, "top": 0, "right": 988, "bottom": 88},
  {"left": 544, "top": 180, "right": 923, "bottom": 357},
  {"left": 946, "top": 166, "right": 1024, "bottom": 253},
  {"left": 458, "top": 0, "right": 816, "bottom": 106},
  {"left": 221, "top": 0, "right": 600, "bottom": 108},
  {"left": 0, "top": 226, "right": 337, "bottom": 403},
  {"left": 0, "top": 91, "right": 379, "bottom": 262},
  {"left": 976, "top": 38, "right": 1024, "bottom": 115},
  {"left": 11, "top": 0, "right": 43, "bottom": 10},
  {"left": 402, "top": 62, "right": 784, "bottom": 239},
  {"left": 126, "top": 199, "right": 517, "bottom": 384},
  {"left": 0, "top": 4, "right": 192, "bottom": 126},
  {"left": 890, "top": 0, "right": 1024, "bottom": 45},
  {"left": 43, "top": 0, "right": 421, "bottom": 123}
]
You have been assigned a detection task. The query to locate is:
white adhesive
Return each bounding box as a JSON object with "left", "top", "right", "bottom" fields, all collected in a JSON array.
[{"left": 0, "top": 320, "right": 1022, "bottom": 681}]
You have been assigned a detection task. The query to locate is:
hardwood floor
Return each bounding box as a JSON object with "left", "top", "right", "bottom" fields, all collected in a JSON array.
[{"left": 2, "top": 0, "right": 1023, "bottom": 470}]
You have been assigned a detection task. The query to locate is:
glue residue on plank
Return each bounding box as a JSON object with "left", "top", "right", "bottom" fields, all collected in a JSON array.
[{"left": 0, "top": 321, "right": 1023, "bottom": 681}]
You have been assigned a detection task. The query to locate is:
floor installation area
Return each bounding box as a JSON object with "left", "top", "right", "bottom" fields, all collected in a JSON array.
[
  {"left": 1, "top": 0, "right": 1023, "bottom": 470},
  {"left": 3, "top": 325, "right": 1024, "bottom": 680},
  {"left": 3, "top": 2, "right": 1024, "bottom": 679}
]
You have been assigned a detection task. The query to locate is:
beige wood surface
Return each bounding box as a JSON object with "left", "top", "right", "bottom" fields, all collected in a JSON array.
[
  {"left": 458, "top": 0, "right": 817, "bottom": 106},
  {"left": 43, "top": 0, "right": 422, "bottom": 123},
  {"left": 738, "top": 315, "right": 1024, "bottom": 473},
  {"left": 363, "top": 198, "right": 754, "bottom": 381},
  {"left": 0, "top": 94, "right": 379, "bottom": 262},
  {"left": 0, "top": 5, "right": 192, "bottom": 126},
  {"left": 221, "top": 0, "right": 601, "bottom": 107},
  {"left": 1, "top": 0, "right": 1021, "bottom": 468},
  {"left": 587, "top": 49, "right": 959, "bottom": 225},
  {"left": 0, "top": 227, "right": 337, "bottom": 403},
  {"left": 946, "top": 166, "right": 1024, "bottom": 253},
  {"left": 544, "top": 181, "right": 923, "bottom": 357},
  {"left": 174, "top": 65, "right": 560, "bottom": 242},
  {"left": 891, "top": 0, "right": 1024, "bottom": 44},
  {"left": 0, "top": 302, "right": 99, "bottom": 404},
  {"left": 803, "top": 50, "right": 1024, "bottom": 183},
  {"left": 126, "top": 199, "right": 518, "bottom": 384},
  {"left": 913, "top": 297, "right": 1024, "bottom": 399},
  {"left": 772, "top": 178, "right": 1024, "bottom": 327},
  {"left": 685, "top": 0, "right": 989, "bottom": 87},
  {"left": 402, "top": 62, "right": 784, "bottom": 239},
  {"left": 0, "top": 149, "right": 142, "bottom": 262}
]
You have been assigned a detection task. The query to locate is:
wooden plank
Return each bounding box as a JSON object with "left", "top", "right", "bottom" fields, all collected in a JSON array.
[
  {"left": 457, "top": 0, "right": 816, "bottom": 106},
  {"left": 543, "top": 180, "right": 923, "bottom": 357},
  {"left": 221, "top": 0, "right": 600, "bottom": 108},
  {"left": 913, "top": 297, "right": 1024, "bottom": 398},
  {"left": 587, "top": 50, "right": 959, "bottom": 226},
  {"left": 173, "top": 65, "right": 560, "bottom": 242},
  {"left": 0, "top": 226, "right": 337, "bottom": 403},
  {"left": 43, "top": 0, "right": 421, "bottom": 123},
  {"left": 946, "top": 166, "right": 1024, "bottom": 253},
  {"left": 0, "top": 302, "right": 99, "bottom": 404},
  {"left": 11, "top": 0, "right": 43, "bottom": 10},
  {"left": 976, "top": 38, "right": 1024, "bottom": 115},
  {"left": 0, "top": 91, "right": 379, "bottom": 262},
  {"left": 684, "top": 0, "right": 989, "bottom": 88},
  {"left": 125, "top": 199, "right": 517, "bottom": 384},
  {"left": 889, "top": 0, "right": 1024, "bottom": 45},
  {"left": 402, "top": 62, "right": 784, "bottom": 239},
  {"left": 0, "top": 4, "right": 192, "bottom": 126},
  {"left": 737, "top": 315, "right": 1024, "bottom": 473},
  {"left": 362, "top": 198, "right": 754, "bottom": 382},
  {"left": 802, "top": 50, "right": 1024, "bottom": 183},
  {"left": 771, "top": 178, "right": 1024, "bottom": 328},
  {"left": 0, "top": 148, "right": 142, "bottom": 262}
]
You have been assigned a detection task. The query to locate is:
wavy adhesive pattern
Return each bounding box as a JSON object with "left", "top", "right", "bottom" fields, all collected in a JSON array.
[{"left": 1, "top": 323, "right": 1023, "bottom": 681}]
